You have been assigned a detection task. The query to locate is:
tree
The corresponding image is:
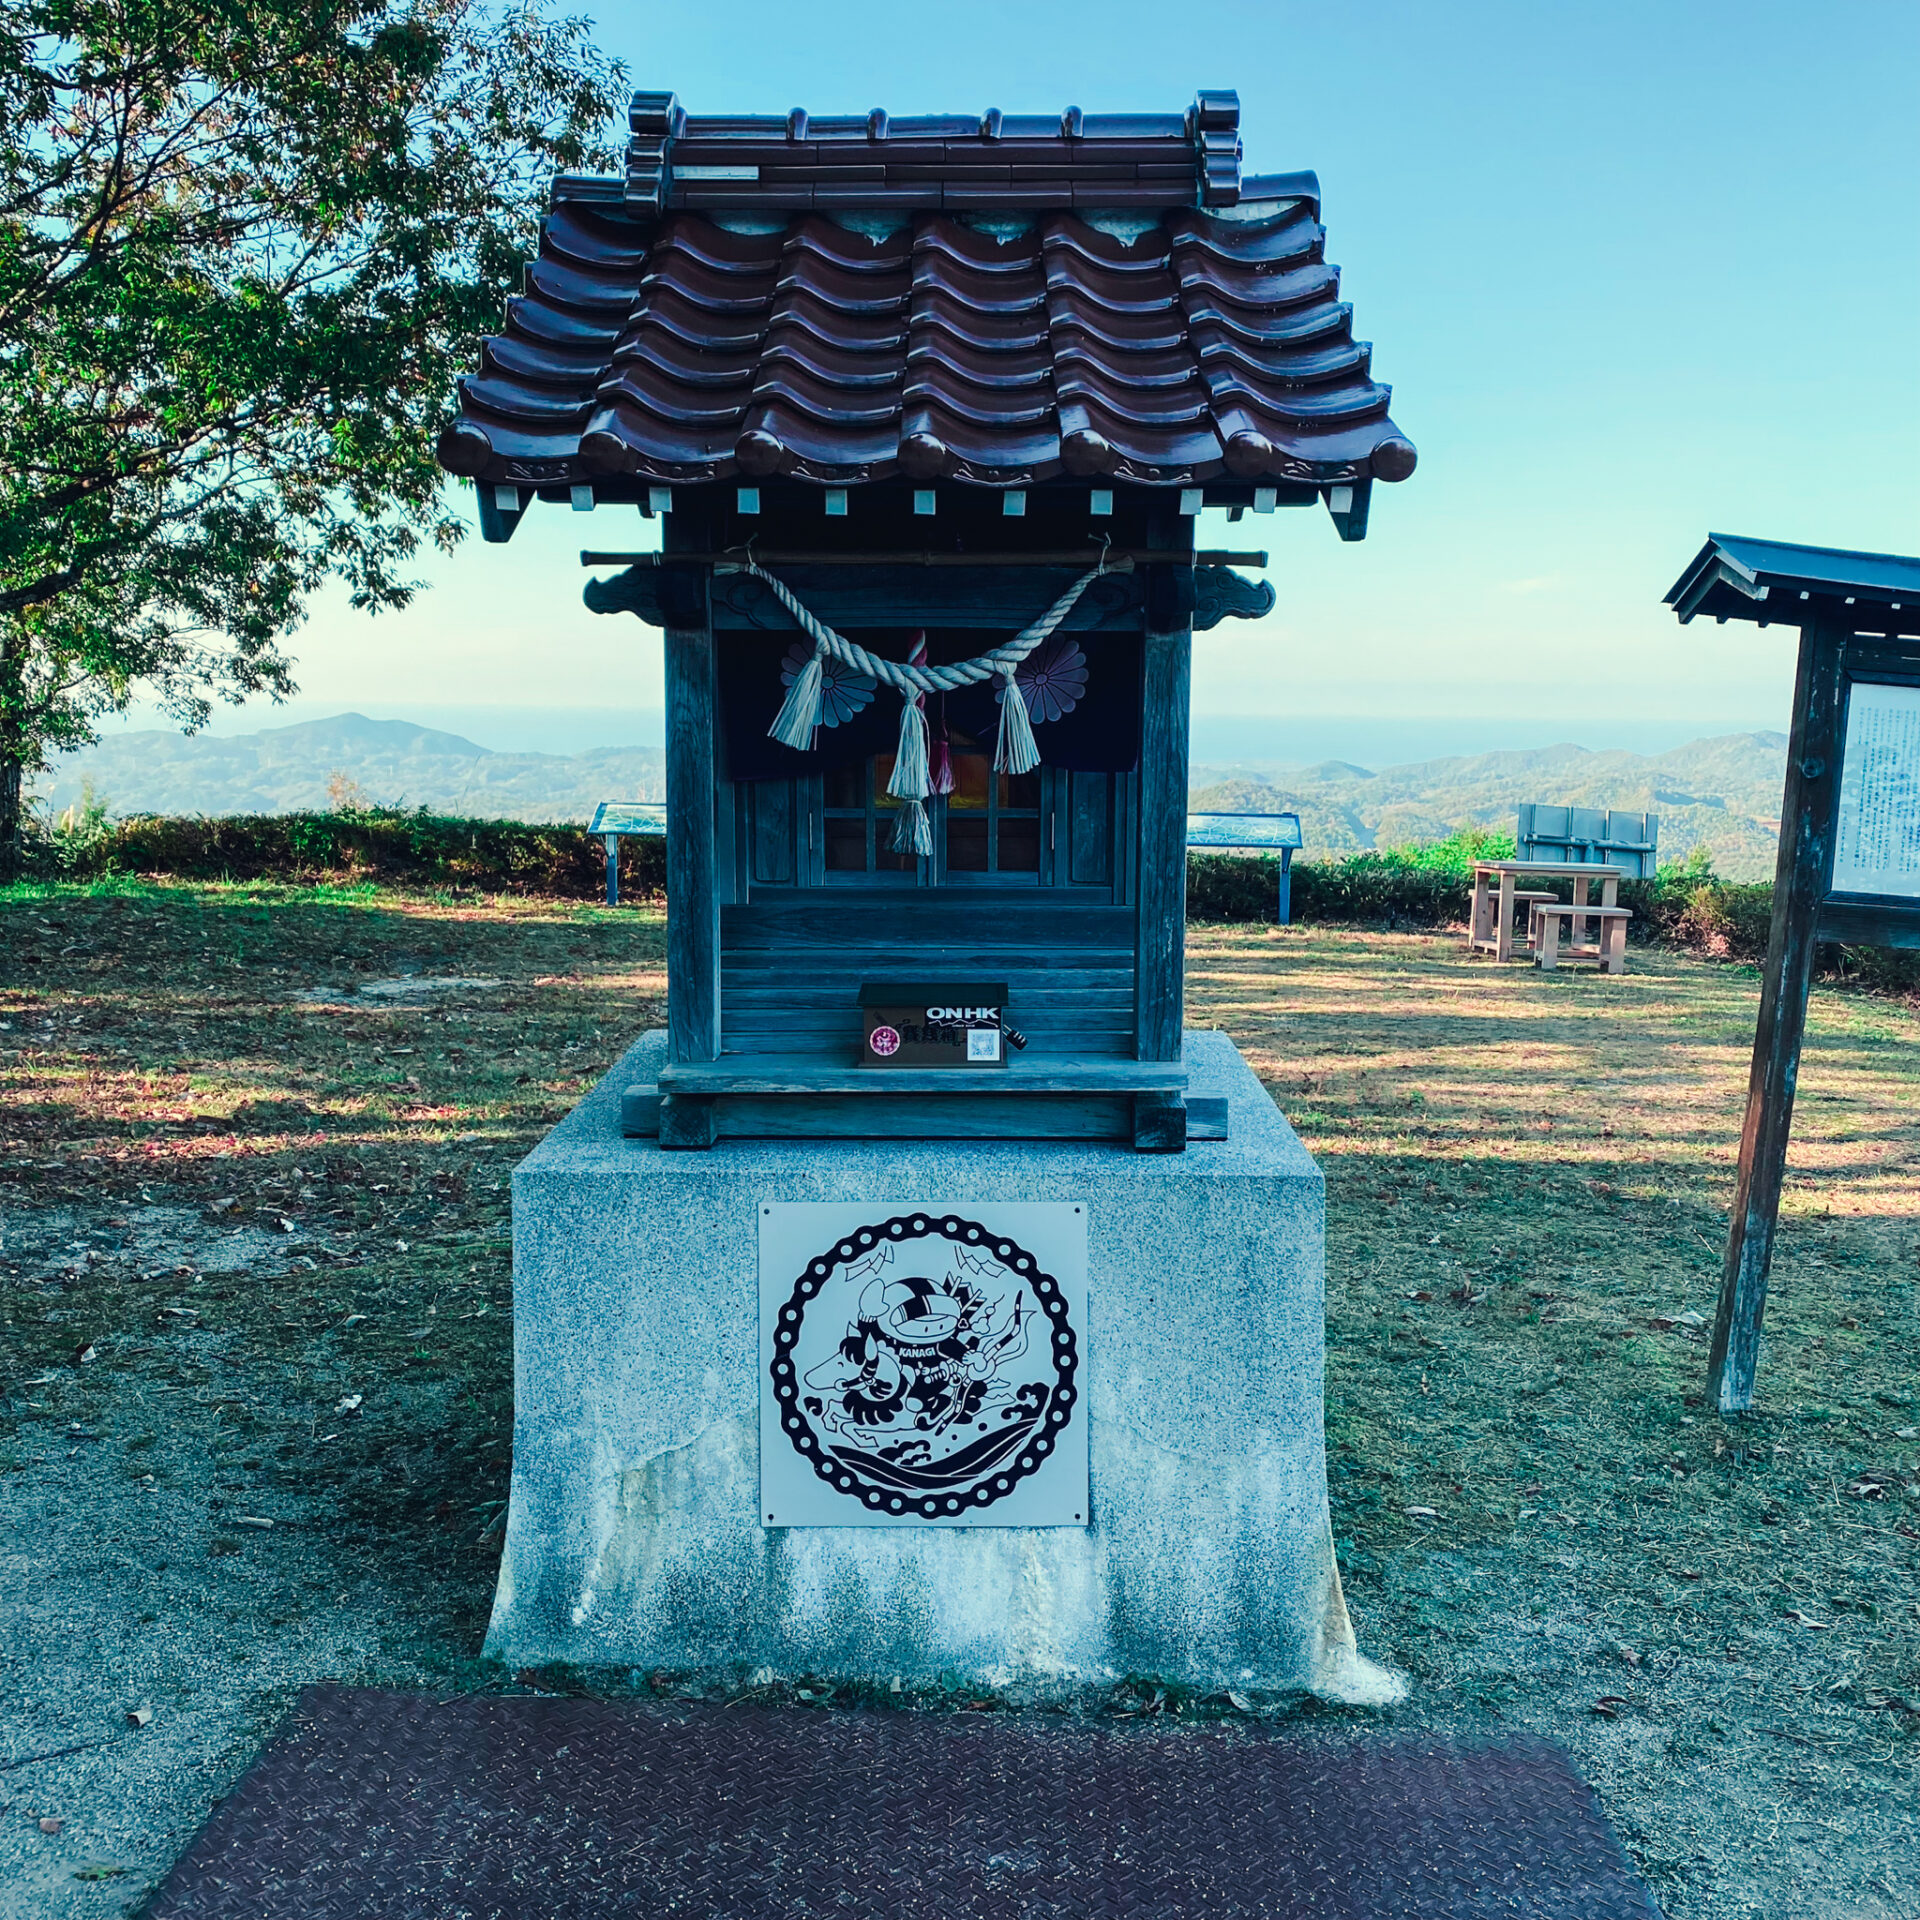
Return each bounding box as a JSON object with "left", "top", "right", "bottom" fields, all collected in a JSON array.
[{"left": 0, "top": 0, "right": 625, "bottom": 869}]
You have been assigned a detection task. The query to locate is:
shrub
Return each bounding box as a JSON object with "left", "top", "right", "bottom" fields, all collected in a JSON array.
[
  {"left": 48, "top": 807, "right": 667, "bottom": 900},
  {"left": 1189, "top": 829, "right": 1517, "bottom": 927}
]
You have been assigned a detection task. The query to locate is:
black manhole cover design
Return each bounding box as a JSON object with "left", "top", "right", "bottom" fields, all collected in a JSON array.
[{"left": 768, "top": 1211, "right": 1078, "bottom": 1520}]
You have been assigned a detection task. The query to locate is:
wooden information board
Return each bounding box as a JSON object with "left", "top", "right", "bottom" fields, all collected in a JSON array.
[{"left": 1666, "top": 534, "right": 1920, "bottom": 1414}]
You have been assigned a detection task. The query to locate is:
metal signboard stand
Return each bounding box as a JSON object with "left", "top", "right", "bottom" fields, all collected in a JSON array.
[
  {"left": 1187, "top": 810, "right": 1304, "bottom": 922},
  {"left": 588, "top": 800, "right": 667, "bottom": 905}
]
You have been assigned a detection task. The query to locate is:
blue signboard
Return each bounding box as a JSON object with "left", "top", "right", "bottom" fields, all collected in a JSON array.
[
  {"left": 1185, "top": 811, "right": 1304, "bottom": 923},
  {"left": 1185, "top": 811, "right": 1303, "bottom": 850},
  {"left": 590, "top": 801, "right": 668, "bottom": 837}
]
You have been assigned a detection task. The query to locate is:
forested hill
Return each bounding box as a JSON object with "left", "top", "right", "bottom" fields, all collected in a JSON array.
[
  {"left": 45, "top": 714, "right": 1786, "bottom": 880},
  {"left": 1188, "top": 731, "right": 1788, "bottom": 879},
  {"left": 41, "top": 714, "right": 665, "bottom": 825}
]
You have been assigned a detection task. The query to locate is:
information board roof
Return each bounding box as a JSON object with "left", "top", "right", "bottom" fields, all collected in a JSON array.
[{"left": 1666, "top": 534, "right": 1920, "bottom": 636}]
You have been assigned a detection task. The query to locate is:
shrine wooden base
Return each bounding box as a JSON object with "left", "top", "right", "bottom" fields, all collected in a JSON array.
[{"left": 621, "top": 1036, "right": 1221, "bottom": 1150}]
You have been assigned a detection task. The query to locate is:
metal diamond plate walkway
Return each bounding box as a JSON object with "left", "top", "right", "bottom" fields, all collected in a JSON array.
[{"left": 142, "top": 1686, "right": 1662, "bottom": 1919}]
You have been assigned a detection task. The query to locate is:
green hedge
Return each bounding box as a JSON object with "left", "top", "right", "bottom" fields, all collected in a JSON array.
[
  {"left": 32, "top": 809, "right": 1919, "bottom": 997},
  {"left": 44, "top": 808, "right": 668, "bottom": 898}
]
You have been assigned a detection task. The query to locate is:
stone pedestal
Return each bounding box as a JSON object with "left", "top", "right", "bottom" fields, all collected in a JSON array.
[{"left": 490, "top": 1030, "right": 1399, "bottom": 1702}]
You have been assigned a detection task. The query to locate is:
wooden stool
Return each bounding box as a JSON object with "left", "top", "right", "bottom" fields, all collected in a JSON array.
[{"left": 1533, "top": 904, "right": 1632, "bottom": 974}]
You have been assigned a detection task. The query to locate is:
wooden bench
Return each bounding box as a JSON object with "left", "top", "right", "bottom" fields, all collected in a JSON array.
[
  {"left": 1512, "top": 890, "right": 1557, "bottom": 950},
  {"left": 1532, "top": 904, "right": 1632, "bottom": 974}
]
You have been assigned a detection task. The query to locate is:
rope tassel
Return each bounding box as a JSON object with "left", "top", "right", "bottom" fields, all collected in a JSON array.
[
  {"left": 995, "top": 668, "right": 1041, "bottom": 775},
  {"left": 769, "top": 640, "right": 827, "bottom": 749},
  {"left": 888, "top": 692, "right": 930, "bottom": 803},
  {"left": 891, "top": 797, "right": 933, "bottom": 856}
]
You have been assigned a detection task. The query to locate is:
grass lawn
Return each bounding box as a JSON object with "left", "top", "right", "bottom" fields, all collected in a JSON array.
[{"left": 1, "top": 882, "right": 1915, "bottom": 1918}]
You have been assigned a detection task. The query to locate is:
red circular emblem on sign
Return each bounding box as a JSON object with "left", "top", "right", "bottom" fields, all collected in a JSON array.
[{"left": 869, "top": 1025, "right": 901, "bottom": 1057}]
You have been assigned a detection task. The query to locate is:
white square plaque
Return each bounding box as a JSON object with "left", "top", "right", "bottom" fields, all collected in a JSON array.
[
  {"left": 759, "top": 1201, "right": 1088, "bottom": 1528},
  {"left": 1833, "top": 681, "right": 1920, "bottom": 900}
]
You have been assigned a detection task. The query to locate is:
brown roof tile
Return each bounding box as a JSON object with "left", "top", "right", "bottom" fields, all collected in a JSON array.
[{"left": 437, "top": 91, "right": 1415, "bottom": 497}]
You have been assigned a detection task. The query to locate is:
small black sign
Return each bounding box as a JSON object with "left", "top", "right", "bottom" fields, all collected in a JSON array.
[{"left": 858, "top": 980, "right": 1012, "bottom": 1069}]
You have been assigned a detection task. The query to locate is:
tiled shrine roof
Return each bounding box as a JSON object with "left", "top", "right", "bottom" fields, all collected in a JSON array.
[{"left": 437, "top": 91, "right": 1417, "bottom": 494}]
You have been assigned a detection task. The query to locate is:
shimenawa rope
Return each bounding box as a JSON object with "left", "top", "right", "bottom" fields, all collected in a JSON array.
[{"left": 734, "top": 556, "right": 1122, "bottom": 838}]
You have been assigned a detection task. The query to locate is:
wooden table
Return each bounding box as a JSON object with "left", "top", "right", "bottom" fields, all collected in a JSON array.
[{"left": 1468, "top": 861, "right": 1626, "bottom": 962}]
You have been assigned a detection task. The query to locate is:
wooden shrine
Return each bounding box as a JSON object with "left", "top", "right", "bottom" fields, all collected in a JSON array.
[
  {"left": 1666, "top": 533, "right": 1920, "bottom": 1413},
  {"left": 438, "top": 89, "right": 1417, "bottom": 1152}
]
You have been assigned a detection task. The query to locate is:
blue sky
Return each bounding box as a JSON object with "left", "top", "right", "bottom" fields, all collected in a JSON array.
[{"left": 207, "top": 0, "right": 1918, "bottom": 763}]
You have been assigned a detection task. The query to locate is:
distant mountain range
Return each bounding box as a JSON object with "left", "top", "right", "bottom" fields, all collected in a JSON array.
[
  {"left": 1191, "top": 730, "right": 1787, "bottom": 879},
  {"left": 42, "top": 713, "right": 665, "bottom": 823},
  {"left": 42, "top": 713, "right": 1789, "bottom": 880}
]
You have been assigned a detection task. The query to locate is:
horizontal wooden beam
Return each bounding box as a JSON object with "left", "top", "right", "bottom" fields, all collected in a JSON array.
[
  {"left": 580, "top": 548, "right": 1268, "bottom": 568},
  {"left": 587, "top": 562, "right": 1275, "bottom": 633},
  {"left": 1816, "top": 899, "right": 1920, "bottom": 950},
  {"left": 656, "top": 1054, "right": 1187, "bottom": 1095}
]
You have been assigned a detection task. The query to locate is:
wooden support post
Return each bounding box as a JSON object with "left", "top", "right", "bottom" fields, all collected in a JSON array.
[
  {"left": 605, "top": 832, "right": 620, "bottom": 907},
  {"left": 658, "top": 1091, "right": 717, "bottom": 1150},
  {"left": 1494, "top": 869, "right": 1517, "bottom": 961},
  {"left": 664, "top": 548, "right": 720, "bottom": 1087},
  {"left": 1277, "top": 845, "right": 1294, "bottom": 926},
  {"left": 1711, "top": 624, "right": 1845, "bottom": 1414},
  {"left": 1135, "top": 619, "right": 1192, "bottom": 1065},
  {"left": 1132, "top": 1090, "right": 1188, "bottom": 1153}
]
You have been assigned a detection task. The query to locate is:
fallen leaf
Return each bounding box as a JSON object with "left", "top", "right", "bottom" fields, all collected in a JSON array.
[
  {"left": 1672, "top": 1568, "right": 1703, "bottom": 1581},
  {"left": 1418, "top": 1373, "right": 1431, "bottom": 1397},
  {"left": 335, "top": 1393, "right": 363, "bottom": 1413},
  {"left": 1785, "top": 1609, "right": 1832, "bottom": 1630},
  {"left": 125, "top": 1706, "right": 153, "bottom": 1729},
  {"left": 1404, "top": 1505, "right": 1439, "bottom": 1518},
  {"left": 38, "top": 1817, "right": 63, "bottom": 1835},
  {"left": 1520, "top": 1481, "right": 1544, "bottom": 1497},
  {"left": 1590, "top": 1696, "right": 1628, "bottom": 1718},
  {"left": 233, "top": 1516, "right": 273, "bottom": 1530},
  {"left": 1226, "top": 1690, "right": 1254, "bottom": 1713},
  {"left": 73, "top": 1342, "right": 97, "bottom": 1365}
]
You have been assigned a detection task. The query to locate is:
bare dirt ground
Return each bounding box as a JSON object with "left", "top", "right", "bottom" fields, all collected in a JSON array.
[{"left": 1, "top": 883, "right": 1914, "bottom": 1918}]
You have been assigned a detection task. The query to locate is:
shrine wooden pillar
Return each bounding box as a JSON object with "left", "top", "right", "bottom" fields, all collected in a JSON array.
[
  {"left": 661, "top": 505, "right": 720, "bottom": 1149},
  {"left": 1133, "top": 510, "right": 1196, "bottom": 1152}
]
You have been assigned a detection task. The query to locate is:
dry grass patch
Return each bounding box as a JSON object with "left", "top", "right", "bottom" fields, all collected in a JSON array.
[
  {"left": 0, "top": 893, "right": 1913, "bottom": 1918},
  {"left": 1190, "top": 924, "right": 1919, "bottom": 1918}
]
